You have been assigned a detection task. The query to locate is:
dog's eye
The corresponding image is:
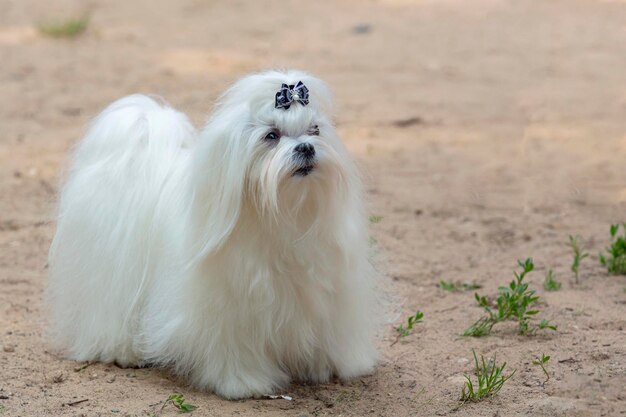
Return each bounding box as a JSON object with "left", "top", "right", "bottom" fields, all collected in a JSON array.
[
  {"left": 264, "top": 130, "right": 280, "bottom": 141},
  {"left": 308, "top": 125, "right": 320, "bottom": 136}
]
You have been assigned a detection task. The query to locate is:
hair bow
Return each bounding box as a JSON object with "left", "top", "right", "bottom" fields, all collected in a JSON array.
[{"left": 275, "top": 81, "right": 309, "bottom": 110}]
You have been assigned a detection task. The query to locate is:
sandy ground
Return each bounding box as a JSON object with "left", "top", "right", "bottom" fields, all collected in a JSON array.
[{"left": 1, "top": 0, "right": 626, "bottom": 416}]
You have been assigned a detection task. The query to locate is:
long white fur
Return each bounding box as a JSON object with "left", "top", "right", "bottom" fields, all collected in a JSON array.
[{"left": 47, "top": 70, "right": 378, "bottom": 399}]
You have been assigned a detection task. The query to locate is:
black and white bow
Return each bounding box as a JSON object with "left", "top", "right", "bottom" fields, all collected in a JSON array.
[{"left": 275, "top": 81, "right": 309, "bottom": 110}]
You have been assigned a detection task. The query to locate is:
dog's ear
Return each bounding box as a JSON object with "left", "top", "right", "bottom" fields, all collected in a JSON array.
[{"left": 188, "top": 105, "right": 252, "bottom": 259}]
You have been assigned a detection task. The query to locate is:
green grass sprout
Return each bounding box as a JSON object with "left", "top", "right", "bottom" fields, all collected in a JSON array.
[
  {"left": 37, "top": 16, "right": 89, "bottom": 38},
  {"left": 439, "top": 280, "right": 482, "bottom": 292},
  {"left": 463, "top": 316, "right": 494, "bottom": 337},
  {"left": 392, "top": 310, "right": 424, "bottom": 346},
  {"left": 166, "top": 394, "right": 196, "bottom": 413},
  {"left": 532, "top": 353, "right": 551, "bottom": 384},
  {"left": 567, "top": 235, "right": 588, "bottom": 283},
  {"left": 599, "top": 224, "right": 626, "bottom": 275},
  {"left": 463, "top": 258, "right": 557, "bottom": 337},
  {"left": 369, "top": 214, "right": 383, "bottom": 224},
  {"left": 460, "top": 349, "right": 516, "bottom": 402},
  {"left": 543, "top": 269, "right": 561, "bottom": 291},
  {"left": 538, "top": 319, "right": 557, "bottom": 331}
]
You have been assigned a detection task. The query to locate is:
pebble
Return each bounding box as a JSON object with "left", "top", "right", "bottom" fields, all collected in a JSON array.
[
  {"left": 352, "top": 24, "right": 372, "bottom": 34},
  {"left": 2, "top": 345, "right": 15, "bottom": 353}
]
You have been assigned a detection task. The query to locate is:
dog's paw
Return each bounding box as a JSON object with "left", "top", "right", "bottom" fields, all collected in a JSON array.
[
  {"left": 109, "top": 350, "right": 141, "bottom": 369},
  {"left": 205, "top": 368, "right": 290, "bottom": 400},
  {"left": 304, "top": 360, "right": 333, "bottom": 384},
  {"left": 333, "top": 349, "right": 377, "bottom": 380},
  {"left": 212, "top": 375, "right": 285, "bottom": 400}
]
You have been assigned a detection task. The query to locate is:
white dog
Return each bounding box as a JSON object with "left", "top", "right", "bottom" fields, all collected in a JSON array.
[{"left": 47, "top": 70, "right": 378, "bottom": 399}]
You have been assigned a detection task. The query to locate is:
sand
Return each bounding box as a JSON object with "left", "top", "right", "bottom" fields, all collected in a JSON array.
[{"left": 1, "top": 0, "right": 625, "bottom": 416}]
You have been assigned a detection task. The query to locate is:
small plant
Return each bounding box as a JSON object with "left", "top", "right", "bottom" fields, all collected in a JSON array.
[
  {"left": 37, "top": 17, "right": 89, "bottom": 38},
  {"left": 460, "top": 349, "right": 516, "bottom": 402},
  {"left": 392, "top": 310, "right": 424, "bottom": 345},
  {"left": 463, "top": 259, "right": 557, "bottom": 337},
  {"left": 543, "top": 270, "right": 561, "bottom": 291},
  {"left": 537, "top": 319, "right": 557, "bottom": 332},
  {"left": 463, "top": 316, "right": 494, "bottom": 337},
  {"left": 369, "top": 214, "right": 383, "bottom": 224},
  {"left": 532, "top": 353, "right": 551, "bottom": 384},
  {"left": 439, "top": 280, "right": 482, "bottom": 292},
  {"left": 439, "top": 280, "right": 456, "bottom": 291},
  {"left": 599, "top": 224, "right": 626, "bottom": 275},
  {"left": 166, "top": 394, "right": 196, "bottom": 413},
  {"left": 567, "top": 235, "right": 588, "bottom": 283}
]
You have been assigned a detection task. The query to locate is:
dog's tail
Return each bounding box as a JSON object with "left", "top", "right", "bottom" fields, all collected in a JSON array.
[{"left": 47, "top": 95, "right": 196, "bottom": 366}]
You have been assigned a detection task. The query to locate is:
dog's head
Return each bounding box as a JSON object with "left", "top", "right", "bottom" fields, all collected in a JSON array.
[{"left": 191, "top": 70, "right": 358, "bottom": 254}]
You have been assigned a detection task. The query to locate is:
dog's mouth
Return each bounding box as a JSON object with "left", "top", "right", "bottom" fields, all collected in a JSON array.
[{"left": 293, "top": 163, "right": 316, "bottom": 177}]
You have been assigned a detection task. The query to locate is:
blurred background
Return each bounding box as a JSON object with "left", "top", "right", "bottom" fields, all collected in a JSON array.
[
  {"left": 2, "top": 0, "right": 625, "bottom": 209},
  {"left": 1, "top": 0, "right": 625, "bottom": 416}
]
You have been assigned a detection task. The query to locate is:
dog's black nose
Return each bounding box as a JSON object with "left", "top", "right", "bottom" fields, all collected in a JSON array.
[{"left": 294, "top": 142, "right": 315, "bottom": 158}]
